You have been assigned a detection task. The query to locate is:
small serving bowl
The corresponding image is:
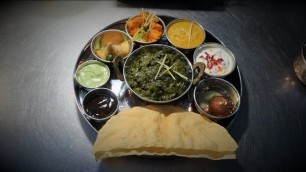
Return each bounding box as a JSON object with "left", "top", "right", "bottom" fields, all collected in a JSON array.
[
  {"left": 75, "top": 60, "right": 110, "bottom": 90},
  {"left": 125, "top": 12, "right": 166, "bottom": 44},
  {"left": 82, "top": 88, "right": 119, "bottom": 122},
  {"left": 193, "top": 78, "right": 240, "bottom": 120},
  {"left": 166, "top": 19, "right": 205, "bottom": 53},
  {"left": 193, "top": 43, "right": 236, "bottom": 78},
  {"left": 90, "top": 29, "right": 133, "bottom": 63}
]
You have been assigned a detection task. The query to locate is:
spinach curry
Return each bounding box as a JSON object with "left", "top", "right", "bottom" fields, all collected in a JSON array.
[{"left": 126, "top": 48, "right": 192, "bottom": 101}]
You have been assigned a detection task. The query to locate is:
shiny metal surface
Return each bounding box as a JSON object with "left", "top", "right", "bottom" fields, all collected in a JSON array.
[
  {"left": 74, "top": 16, "right": 241, "bottom": 132},
  {"left": 1, "top": 1, "right": 306, "bottom": 171}
]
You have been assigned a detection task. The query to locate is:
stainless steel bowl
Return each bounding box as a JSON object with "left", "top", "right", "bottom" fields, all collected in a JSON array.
[
  {"left": 165, "top": 19, "right": 205, "bottom": 51},
  {"left": 90, "top": 29, "right": 133, "bottom": 63},
  {"left": 193, "top": 78, "right": 240, "bottom": 120},
  {"left": 82, "top": 88, "right": 119, "bottom": 122},
  {"left": 193, "top": 43, "right": 236, "bottom": 78},
  {"left": 74, "top": 60, "right": 110, "bottom": 90},
  {"left": 125, "top": 14, "right": 166, "bottom": 45},
  {"left": 120, "top": 44, "right": 204, "bottom": 104}
]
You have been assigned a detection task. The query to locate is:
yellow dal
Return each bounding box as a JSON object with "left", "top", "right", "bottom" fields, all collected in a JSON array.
[{"left": 167, "top": 21, "right": 205, "bottom": 49}]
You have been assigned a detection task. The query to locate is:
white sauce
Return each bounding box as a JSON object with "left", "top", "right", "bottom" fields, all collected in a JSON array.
[{"left": 195, "top": 47, "right": 234, "bottom": 76}]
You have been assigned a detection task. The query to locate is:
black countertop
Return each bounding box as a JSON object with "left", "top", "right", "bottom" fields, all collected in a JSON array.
[{"left": 0, "top": 1, "right": 306, "bottom": 171}]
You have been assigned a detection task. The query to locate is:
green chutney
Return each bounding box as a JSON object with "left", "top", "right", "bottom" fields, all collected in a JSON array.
[{"left": 76, "top": 63, "right": 110, "bottom": 88}]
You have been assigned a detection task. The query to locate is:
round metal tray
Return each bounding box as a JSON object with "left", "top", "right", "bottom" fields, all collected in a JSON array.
[{"left": 73, "top": 16, "right": 242, "bottom": 132}]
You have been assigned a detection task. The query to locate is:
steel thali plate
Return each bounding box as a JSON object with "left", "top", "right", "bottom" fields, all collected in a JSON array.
[{"left": 73, "top": 16, "right": 242, "bottom": 132}]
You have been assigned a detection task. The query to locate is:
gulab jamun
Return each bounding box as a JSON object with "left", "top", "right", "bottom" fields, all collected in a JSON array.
[{"left": 208, "top": 96, "right": 234, "bottom": 116}]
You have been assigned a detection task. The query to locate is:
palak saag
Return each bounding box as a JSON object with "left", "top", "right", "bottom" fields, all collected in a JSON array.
[{"left": 125, "top": 45, "right": 192, "bottom": 102}]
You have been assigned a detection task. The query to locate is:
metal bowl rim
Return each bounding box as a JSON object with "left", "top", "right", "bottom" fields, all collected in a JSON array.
[
  {"left": 82, "top": 88, "right": 119, "bottom": 122},
  {"left": 90, "top": 29, "right": 134, "bottom": 63},
  {"left": 74, "top": 60, "right": 110, "bottom": 89},
  {"left": 193, "top": 43, "right": 237, "bottom": 78},
  {"left": 165, "top": 19, "right": 206, "bottom": 50},
  {"left": 193, "top": 77, "right": 241, "bottom": 120},
  {"left": 125, "top": 14, "right": 166, "bottom": 44}
]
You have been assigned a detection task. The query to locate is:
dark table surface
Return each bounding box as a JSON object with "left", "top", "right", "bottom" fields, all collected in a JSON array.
[{"left": 1, "top": 1, "right": 306, "bottom": 171}]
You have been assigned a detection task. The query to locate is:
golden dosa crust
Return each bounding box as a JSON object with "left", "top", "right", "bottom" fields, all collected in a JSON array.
[{"left": 93, "top": 105, "right": 238, "bottom": 160}]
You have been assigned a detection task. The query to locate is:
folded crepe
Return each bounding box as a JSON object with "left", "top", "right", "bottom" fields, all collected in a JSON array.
[{"left": 93, "top": 105, "right": 238, "bottom": 160}]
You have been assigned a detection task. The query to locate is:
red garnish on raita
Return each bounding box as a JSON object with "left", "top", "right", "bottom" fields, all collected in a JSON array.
[{"left": 199, "top": 52, "right": 224, "bottom": 69}]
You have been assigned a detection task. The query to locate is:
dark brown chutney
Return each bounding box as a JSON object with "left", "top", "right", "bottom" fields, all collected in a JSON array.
[{"left": 84, "top": 94, "right": 117, "bottom": 119}]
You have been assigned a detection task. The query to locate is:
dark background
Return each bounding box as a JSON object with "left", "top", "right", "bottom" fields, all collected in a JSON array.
[{"left": 0, "top": 0, "right": 306, "bottom": 171}]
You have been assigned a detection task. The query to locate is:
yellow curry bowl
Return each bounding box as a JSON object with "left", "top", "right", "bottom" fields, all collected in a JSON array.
[{"left": 165, "top": 19, "right": 206, "bottom": 52}]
